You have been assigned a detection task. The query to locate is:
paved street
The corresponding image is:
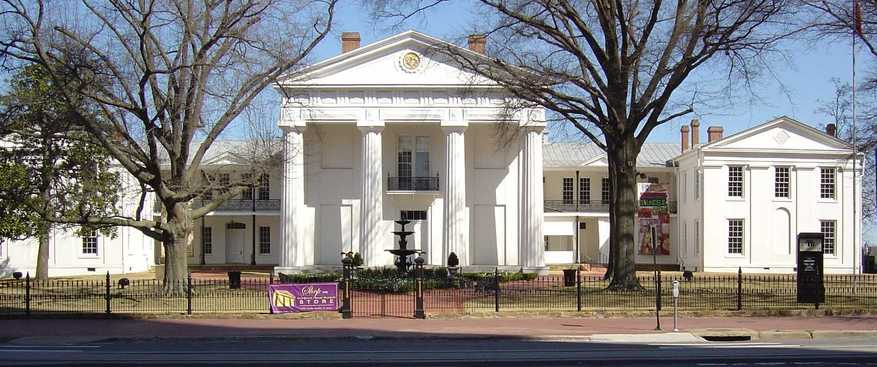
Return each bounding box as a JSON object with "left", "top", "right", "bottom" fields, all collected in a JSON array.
[{"left": 0, "top": 335, "right": 876, "bottom": 366}]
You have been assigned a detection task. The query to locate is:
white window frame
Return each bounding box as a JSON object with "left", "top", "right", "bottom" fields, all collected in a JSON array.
[
  {"left": 203, "top": 226, "right": 213, "bottom": 255},
  {"left": 820, "top": 220, "right": 836, "bottom": 256},
  {"left": 259, "top": 226, "right": 271, "bottom": 255},
  {"left": 774, "top": 166, "right": 791, "bottom": 199},
  {"left": 601, "top": 177, "right": 610, "bottom": 205},
  {"left": 727, "top": 219, "right": 744, "bottom": 255},
  {"left": 258, "top": 174, "right": 270, "bottom": 201},
  {"left": 728, "top": 166, "right": 744, "bottom": 198},
  {"left": 820, "top": 167, "right": 837, "bottom": 200},
  {"left": 579, "top": 177, "right": 590, "bottom": 204},
  {"left": 81, "top": 230, "right": 99, "bottom": 256},
  {"left": 562, "top": 177, "right": 574, "bottom": 204}
]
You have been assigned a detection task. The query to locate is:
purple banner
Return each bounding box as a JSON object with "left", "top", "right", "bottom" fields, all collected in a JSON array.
[{"left": 268, "top": 283, "right": 339, "bottom": 313}]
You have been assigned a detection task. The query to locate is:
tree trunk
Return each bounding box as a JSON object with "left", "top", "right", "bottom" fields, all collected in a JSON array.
[
  {"left": 607, "top": 137, "right": 643, "bottom": 291},
  {"left": 603, "top": 156, "right": 616, "bottom": 281},
  {"left": 35, "top": 186, "right": 51, "bottom": 281},
  {"left": 161, "top": 203, "right": 192, "bottom": 295},
  {"left": 35, "top": 228, "right": 49, "bottom": 280}
]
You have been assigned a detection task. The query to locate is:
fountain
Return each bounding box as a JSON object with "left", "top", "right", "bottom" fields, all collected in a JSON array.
[{"left": 388, "top": 219, "right": 419, "bottom": 273}]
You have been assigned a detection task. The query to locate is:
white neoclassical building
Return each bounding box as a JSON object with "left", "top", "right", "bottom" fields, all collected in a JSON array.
[
  {"left": 0, "top": 31, "right": 866, "bottom": 277},
  {"left": 272, "top": 31, "right": 548, "bottom": 274}
]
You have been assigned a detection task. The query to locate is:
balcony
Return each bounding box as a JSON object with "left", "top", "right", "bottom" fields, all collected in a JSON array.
[
  {"left": 194, "top": 199, "right": 281, "bottom": 212},
  {"left": 387, "top": 176, "right": 440, "bottom": 192},
  {"left": 544, "top": 200, "right": 678, "bottom": 214},
  {"left": 544, "top": 200, "right": 609, "bottom": 213}
]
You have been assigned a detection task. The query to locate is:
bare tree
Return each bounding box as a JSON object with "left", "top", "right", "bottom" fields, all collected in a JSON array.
[
  {"left": 804, "top": 1, "right": 877, "bottom": 220},
  {"left": 374, "top": 0, "right": 794, "bottom": 289},
  {"left": 816, "top": 80, "right": 875, "bottom": 219},
  {"left": 0, "top": 0, "right": 336, "bottom": 293}
]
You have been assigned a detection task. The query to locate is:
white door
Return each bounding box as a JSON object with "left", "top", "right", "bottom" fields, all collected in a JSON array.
[{"left": 226, "top": 228, "right": 245, "bottom": 263}]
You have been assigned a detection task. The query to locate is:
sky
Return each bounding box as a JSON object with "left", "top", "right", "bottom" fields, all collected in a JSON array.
[{"left": 304, "top": 2, "right": 875, "bottom": 243}]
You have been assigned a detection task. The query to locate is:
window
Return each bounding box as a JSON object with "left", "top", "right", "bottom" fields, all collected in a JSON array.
[
  {"left": 258, "top": 174, "right": 270, "bottom": 200},
  {"left": 259, "top": 226, "right": 271, "bottom": 254},
  {"left": 82, "top": 230, "right": 98, "bottom": 255},
  {"left": 728, "top": 219, "right": 744, "bottom": 254},
  {"left": 775, "top": 167, "right": 790, "bottom": 198},
  {"left": 728, "top": 166, "right": 744, "bottom": 197},
  {"left": 683, "top": 172, "right": 688, "bottom": 202},
  {"left": 218, "top": 173, "right": 230, "bottom": 195},
  {"left": 683, "top": 222, "right": 688, "bottom": 256},
  {"left": 821, "top": 220, "right": 836, "bottom": 255},
  {"left": 694, "top": 220, "right": 700, "bottom": 256},
  {"left": 579, "top": 177, "right": 590, "bottom": 204},
  {"left": 562, "top": 178, "right": 574, "bottom": 204},
  {"left": 202, "top": 226, "right": 212, "bottom": 254},
  {"left": 398, "top": 136, "right": 431, "bottom": 177},
  {"left": 241, "top": 173, "right": 254, "bottom": 200},
  {"left": 601, "top": 178, "right": 610, "bottom": 205},
  {"left": 695, "top": 171, "right": 700, "bottom": 199},
  {"left": 820, "top": 168, "right": 836, "bottom": 199},
  {"left": 401, "top": 210, "right": 427, "bottom": 221}
]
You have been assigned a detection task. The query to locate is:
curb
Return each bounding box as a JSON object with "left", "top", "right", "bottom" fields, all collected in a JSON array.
[{"left": 692, "top": 328, "right": 877, "bottom": 341}]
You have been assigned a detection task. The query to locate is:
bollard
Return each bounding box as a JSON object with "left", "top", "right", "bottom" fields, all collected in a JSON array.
[
  {"left": 414, "top": 257, "right": 425, "bottom": 319},
  {"left": 105, "top": 272, "right": 111, "bottom": 314},
  {"left": 341, "top": 254, "right": 353, "bottom": 319},
  {"left": 672, "top": 280, "right": 680, "bottom": 332}
]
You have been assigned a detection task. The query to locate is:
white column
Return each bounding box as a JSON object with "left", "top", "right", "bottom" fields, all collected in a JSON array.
[
  {"left": 443, "top": 126, "right": 468, "bottom": 266},
  {"left": 521, "top": 126, "right": 547, "bottom": 274},
  {"left": 359, "top": 126, "right": 384, "bottom": 266},
  {"left": 277, "top": 126, "right": 305, "bottom": 273}
]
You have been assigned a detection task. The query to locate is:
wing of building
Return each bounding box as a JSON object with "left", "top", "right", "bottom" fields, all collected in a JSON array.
[{"left": 0, "top": 31, "right": 865, "bottom": 277}]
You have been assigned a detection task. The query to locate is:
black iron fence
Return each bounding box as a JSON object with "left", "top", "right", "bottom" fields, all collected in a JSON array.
[
  {"left": 387, "top": 176, "right": 440, "bottom": 191},
  {"left": 2, "top": 269, "right": 876, "bottom": 317}
]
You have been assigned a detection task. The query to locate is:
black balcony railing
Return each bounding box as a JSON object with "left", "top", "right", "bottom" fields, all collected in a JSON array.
[
  {"left": 544, "top": 200, "right": 609, "bottom": 212},
  {"left": 388, "top": 176, "right": 440, "bottom": 192},
  {"left": 544, "top": 199, "right": 678, "bottom": 213},
  {"left": 194, "top": 199, "right": 281, "bottom": 212}
]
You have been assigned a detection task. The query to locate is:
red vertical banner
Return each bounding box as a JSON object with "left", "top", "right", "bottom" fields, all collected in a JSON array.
[{"left": 638, "top": 189, "right": 670, "bottom": 256}]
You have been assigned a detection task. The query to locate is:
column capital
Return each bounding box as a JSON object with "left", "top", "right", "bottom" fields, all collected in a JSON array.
[
  {"left": 280, "top": 125, "right": 307, "bottom": 133},
  {"left": 358, "top": 124, "right": 384, "bottom": 134},
  {"left": 522, "top": 125, "right": 545, "bottom": 134},
  {"left": 440, "top": 119, "right": 468, "bottom": 129},
  {"left": 279, "top": 106, "right": 307, "bottom": 128}
]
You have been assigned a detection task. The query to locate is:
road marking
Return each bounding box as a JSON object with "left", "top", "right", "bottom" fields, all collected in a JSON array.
[
  {"left": 0, "top": 349, "right": 84, "bottom": 353},
  {"left": 0, "top": 345, "right": 99, "bottom": 349}
]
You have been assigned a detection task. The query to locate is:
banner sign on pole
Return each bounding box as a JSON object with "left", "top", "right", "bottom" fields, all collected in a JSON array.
[
  {"left": 638, "top": 187, "right": 671, "bottom": 256},
  {"left": 268, "top": 283, "right": 339, "bottom": 313}
]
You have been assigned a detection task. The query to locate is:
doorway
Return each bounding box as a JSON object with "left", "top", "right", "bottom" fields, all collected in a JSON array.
[{"left": 225, "top": 222, "right": 246, "bottom": 264}]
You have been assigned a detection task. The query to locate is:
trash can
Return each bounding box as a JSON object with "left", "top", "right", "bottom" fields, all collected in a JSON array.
[
  {"left": 562, "top": 269, "right": 577, "bottom": 287},
  {"left": 228, "top": 271, "right": 241, "bottom": 289}
]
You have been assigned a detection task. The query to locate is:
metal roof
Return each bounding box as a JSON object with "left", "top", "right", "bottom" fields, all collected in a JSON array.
[{"left": 544, "top": 142, "right": 678, "bottom": 168}]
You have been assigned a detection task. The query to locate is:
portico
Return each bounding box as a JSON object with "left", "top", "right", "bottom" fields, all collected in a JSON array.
[{"left": 272, "top": 31, "right": 548, "bottom": 274}]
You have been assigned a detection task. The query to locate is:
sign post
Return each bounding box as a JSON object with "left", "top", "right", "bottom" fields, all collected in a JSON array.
[
  {"left": 796, "top": 232, "right": 825, "bottom": 309},
  {"left": 639, "top": 187, "right": 669, "bottom": 331}
]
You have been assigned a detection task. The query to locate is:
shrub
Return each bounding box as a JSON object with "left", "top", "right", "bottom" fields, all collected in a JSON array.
[
  {"left": 278, "top": 271, "right": 341, "bottom": 284},
  {"left": 352, "top": 252, "right": 364, "bottom": 267}
]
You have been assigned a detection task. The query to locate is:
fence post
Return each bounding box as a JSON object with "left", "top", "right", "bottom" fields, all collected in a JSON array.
[
  {"left": 105, "top": 271, "right": 111, "bottom": 314},
  {"left": 414, "top": 257, "right": 425, "bottom": 319},
  {"left": 576, "top": 267, "right": 582, "bottom": 312},
  {"left": 736, "top": 267, "right": 743, "bottom": 311},
  {"left": 656, "top": 269, "right": 662, "bottom": 311},
  {"left": 493, "top": 268, "right": 501, "bottom": 312},
  {"left": 269, "top": 273, "right": 274, "bottom": 314},
  {"left": 186, "top": 272, "right": 193, "bottom": 315},
  {"left": 341, "top": 255, "right": 353, "bottom": 319},
  {"left": 25, "top": 272, "right": 31, "bottom": 317}
]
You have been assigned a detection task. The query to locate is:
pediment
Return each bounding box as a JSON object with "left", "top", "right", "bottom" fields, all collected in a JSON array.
[
  {"left": 705, "top": 116, "right": 852, "bottom": 152},
  {"left": 278, "top": 31, "right": 497, "bottom": 88}
]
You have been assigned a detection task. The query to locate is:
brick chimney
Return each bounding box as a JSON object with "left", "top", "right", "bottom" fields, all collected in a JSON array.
[
  {"left": 680, "top": 125, "right": 690, "bottom": 153},
  {"left": 341, "top": 32, "right": 361, "bottom": 53},
  {"left": 707, "top": 126, "right": 724, "bottom": 143},
  {"left": 826, "top": 123, "right": 837, "bottom": 137},
  {"left": 467, "top": 34, "right": 486, "bottom": 54},
  {"left": 690, "top": 119, "right": 700, "bottom": 146}
]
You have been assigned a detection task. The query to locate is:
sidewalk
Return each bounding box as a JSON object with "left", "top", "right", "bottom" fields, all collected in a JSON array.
[{"left": 2, "top": 316, "right": 877, "bottom": 343}]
